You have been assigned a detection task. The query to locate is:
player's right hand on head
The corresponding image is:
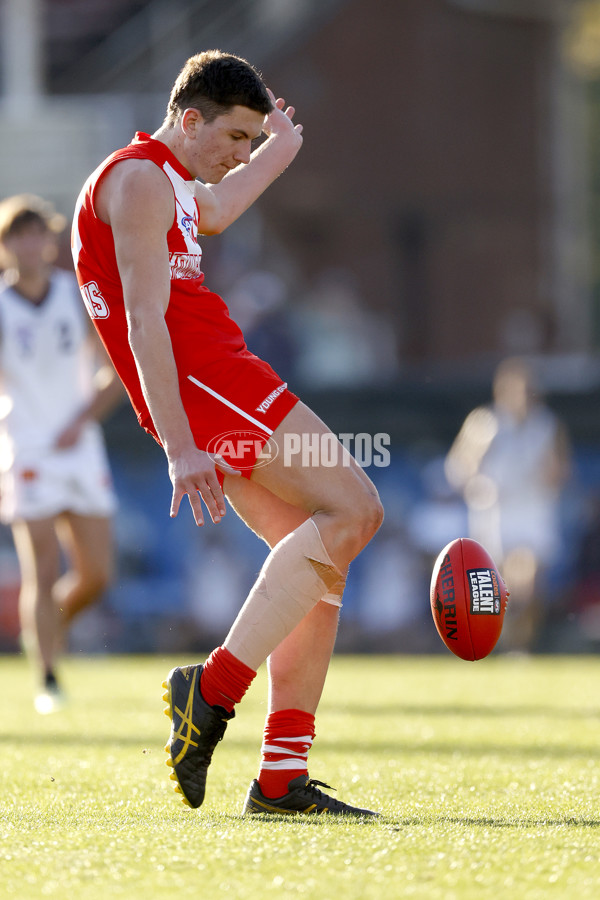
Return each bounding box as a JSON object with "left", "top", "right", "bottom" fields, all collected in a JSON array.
[
  {"left": 263, "top": 89, "right": 303, "bottom": 142},
  {"left": 168, "top": 448, "right": 241, "bottom": 527}
]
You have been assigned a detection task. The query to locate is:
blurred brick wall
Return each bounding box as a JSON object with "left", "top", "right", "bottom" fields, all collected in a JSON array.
[{"left": 261, "top": 0, "right": 556, "bottom": 366}]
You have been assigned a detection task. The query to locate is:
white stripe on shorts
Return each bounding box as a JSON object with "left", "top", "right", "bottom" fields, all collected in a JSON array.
[{"left": 187, "top": 375, "right": 274, "bottom": 435}]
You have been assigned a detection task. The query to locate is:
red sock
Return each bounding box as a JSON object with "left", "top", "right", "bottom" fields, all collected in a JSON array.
[
  {"left": 200, "top": 646, "right": 256, "bottom": 713},
  {"left": 258, "top": 708, "right": 316, "bottom": 799}
]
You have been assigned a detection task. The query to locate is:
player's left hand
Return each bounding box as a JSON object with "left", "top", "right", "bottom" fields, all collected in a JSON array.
[
  {"left": 169, "top": 447, "right": 241, "bottom": 527},
  {"left": 54, "top": 418, "right": 84, "bottom": 450}
]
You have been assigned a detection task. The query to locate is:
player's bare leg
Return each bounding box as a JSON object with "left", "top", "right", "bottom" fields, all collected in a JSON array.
[
  {"left": 53, "top": 512, "right": 113, "bottom": 625},
  {"left": 219, "top": 401, "right": 382, "bottom": 670},
  {"left": 12, "top": 513, "right": 112, "bottom": 713},
  {"left": 164, "top": 401, "right": 382, "bottom": 810},
  {"left": 225, "top": 468, "right": 344, "bottom": 808},
  {"left": 499, "top": 547, "right": 540, "bottom": 654},
  {"left": 224, "top": 402, "right": 382, "bottom": 816},
  {"left": 224, "top": 474, "right": 342, "bottom": 714},
  {"left": 11, "top": 517, "right": 63, "bottom": 711},
  {"left": 252, "top": 401, "right": 383, "bottom": 571},
  {"left": 267, "top": 602, "right": 340, "bottom": 711}
]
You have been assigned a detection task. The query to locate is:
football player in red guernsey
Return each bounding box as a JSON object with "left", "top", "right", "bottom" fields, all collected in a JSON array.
[{"left": 72, "top": 50, "right": 383, "bottom": 816}]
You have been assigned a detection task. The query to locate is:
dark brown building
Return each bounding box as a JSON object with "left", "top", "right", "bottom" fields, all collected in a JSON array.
[
  {"left": 259, "top": 0, "right": 588, "bottom": 369},
  {"left": 2, "top": 0, "right": 588, "bottom": 371}
]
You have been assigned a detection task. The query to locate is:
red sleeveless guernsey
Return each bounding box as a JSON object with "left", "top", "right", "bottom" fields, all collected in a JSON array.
[{"left": 71, "top": 133, "right": 297, "bottom": 458}]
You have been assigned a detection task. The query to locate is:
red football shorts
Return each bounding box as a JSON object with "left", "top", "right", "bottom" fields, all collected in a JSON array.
[{"left": 172, "top": 350, "right": 299, "bottom": 484}]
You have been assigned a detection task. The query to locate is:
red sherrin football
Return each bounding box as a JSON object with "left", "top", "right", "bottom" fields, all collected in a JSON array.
[{"left": 430, "top": 538, "right": 508, "bottom": 661}]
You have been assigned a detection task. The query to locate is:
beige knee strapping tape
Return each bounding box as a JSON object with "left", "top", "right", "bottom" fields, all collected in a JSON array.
[
  {"left": 322, "top": 571, "right": 347, "bottom": 608},
  {"left": 224, "top": 518, "right": 343, "bottom": 670}
]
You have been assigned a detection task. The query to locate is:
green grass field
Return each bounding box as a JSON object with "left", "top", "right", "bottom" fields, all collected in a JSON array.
[{"left": 1, "top": 653, "right": 599, "bottom": 899}]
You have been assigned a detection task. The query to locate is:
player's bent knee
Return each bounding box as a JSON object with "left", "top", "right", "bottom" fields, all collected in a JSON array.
[
  {"left": 337, "top": 489, "right": 383, "bottom": 562},
  {"left": 356, "top": 490, "right": 384, "bottom": 543},
  {"left": 79, "top": 568, "right": 112, "bottom": 603},
  {"left": 368, "top": 492, "right": 385, "bottom": 533}
]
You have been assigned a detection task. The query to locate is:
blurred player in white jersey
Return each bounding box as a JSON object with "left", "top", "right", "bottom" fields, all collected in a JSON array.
[
  {"left": 445, "top": 357, "right": 571, "bottom": 653},
  {"left": 0, "top": 194, "right": 122, "bottom": 713}
]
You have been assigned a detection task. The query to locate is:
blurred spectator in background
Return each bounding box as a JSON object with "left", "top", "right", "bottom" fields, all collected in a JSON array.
[
  {"left": 566, "top": 490, "right": 600, "bottom": 648},
  {"left": 0, "top": 194, "right": 122, "bottom": 713},
  {"left": 354, "top": 515, "right": 426, "bottom": 651},
  {"left": 225, "top": 267, "right": 298, "bottom": 383},
  {"left": 292, "top": 267, "right": 399, "bottom": 388},
  {"left": 445, "top": 357, "right": 571, "bottom": 653}
]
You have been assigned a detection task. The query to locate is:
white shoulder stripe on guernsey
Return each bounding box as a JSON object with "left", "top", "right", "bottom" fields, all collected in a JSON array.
[{"left": 187, "top": 375, "right": 274, "bottom": 435}]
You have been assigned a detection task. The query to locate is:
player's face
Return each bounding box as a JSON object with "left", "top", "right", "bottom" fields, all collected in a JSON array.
[
  {"left": 186, "top": 105, "right": 266, "bottom": 183},
  {"left": 2, "top": 223, "right": 58, "bottom": 273}
]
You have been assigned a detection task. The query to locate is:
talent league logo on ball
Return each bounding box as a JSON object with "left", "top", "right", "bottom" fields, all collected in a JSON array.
[
  {"left": 467, "top": 568, "right": 501, "bottom": 615},
  {"left": 206, "top": 430, "right": 279, "bottom": 471}
]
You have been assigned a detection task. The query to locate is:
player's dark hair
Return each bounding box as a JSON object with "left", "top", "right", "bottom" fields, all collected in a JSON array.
[{"left": 166, "top": 50, "right": 273, "bottom": 125}]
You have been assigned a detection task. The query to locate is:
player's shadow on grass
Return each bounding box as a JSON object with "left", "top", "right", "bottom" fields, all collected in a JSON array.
[
  {"left": 0, "top": 732, "right": 312, "bottom": 752},
  {"left": 227, "top": 813, "right": 380, "bottom": 827},
  {"left": 319, "top": 736, "right": 600, "bottom": 760},
  {"left": 0, "top": 732, "right": 160, "bottom": 747},
  {"left": 325, "top": 702, "right": 600, "bottom": 721},
  {"left": 438, "top": 815, "right": 600, "bottom": 829},
  {"left": 3, "top": 732, "right": 594, "bottom": 762},
  {"left": 220, "top": 812, "right": 600, "bottom": 829}
]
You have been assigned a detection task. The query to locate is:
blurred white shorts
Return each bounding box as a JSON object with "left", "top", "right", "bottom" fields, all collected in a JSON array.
[{"left": 0, "top": 429, "right": 117, "bottom": 524}]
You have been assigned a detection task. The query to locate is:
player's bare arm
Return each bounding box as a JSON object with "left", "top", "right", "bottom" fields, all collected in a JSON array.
[
  {"left": 97, "top": 161, "right": 239, "bottom": 525},
  {"left": 192, "top": 94, "right": 303, "bottom": 234},
  {"left": 54, "top": 330, "right": 124, "bottom": 450}
]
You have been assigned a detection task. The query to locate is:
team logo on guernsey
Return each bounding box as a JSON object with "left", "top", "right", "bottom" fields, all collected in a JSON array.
[
  {"left": 81, "top": 281, "right": 109, "bottom": 318},
  {"left": 180, "top": 215, "right": 195, "bottom": 236}
]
